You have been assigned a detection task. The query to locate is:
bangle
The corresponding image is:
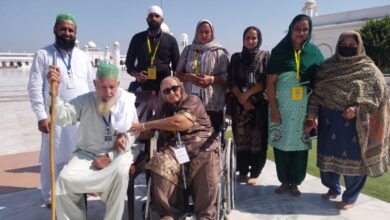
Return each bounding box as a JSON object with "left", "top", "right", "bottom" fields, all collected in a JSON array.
[
  {"left": 141, "top": 123, "right": 145, "bottom": 130},
  {"left": 210, "top": 76, "right": 215, "bottom": 84}
]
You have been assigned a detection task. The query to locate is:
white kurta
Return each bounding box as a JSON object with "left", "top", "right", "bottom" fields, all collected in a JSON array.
[
  {"left": 27, "top": 44, "right": 95, "bottom": 202},
  {"left": 54, "top": 88, "right": 139, "bottom": 220},
  {"left": 28, "top": 44, "right": 95, "bottom": 163}
]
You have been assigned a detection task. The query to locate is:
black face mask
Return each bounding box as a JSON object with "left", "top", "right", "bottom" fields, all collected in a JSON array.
[
  {"left": 55, "top": 34, "right": 76, "bottom": 51},
  {"left": 338, "top": 46, "right": 357, "bottom": 57},
  {"left": 147, "top": 21, "right": 161, "bottom": 31}
]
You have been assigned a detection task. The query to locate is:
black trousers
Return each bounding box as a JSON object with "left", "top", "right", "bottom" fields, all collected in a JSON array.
[{"left": 237, "top": 146, "right": 268, "bottom": 178}]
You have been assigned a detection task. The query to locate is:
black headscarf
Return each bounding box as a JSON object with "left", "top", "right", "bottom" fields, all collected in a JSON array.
[{"left": 241, "top": 26, "right": 262, "bottom": 66}]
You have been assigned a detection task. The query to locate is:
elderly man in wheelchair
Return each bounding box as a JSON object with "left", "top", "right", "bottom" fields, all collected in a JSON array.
[{"left": 130, "top": 76, "right": 221, "bottom": 220}]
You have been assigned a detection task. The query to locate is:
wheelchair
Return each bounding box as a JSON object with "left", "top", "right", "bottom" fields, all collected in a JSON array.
[{"left": 140, "top": 106, "right": 237, "bottom": 220}]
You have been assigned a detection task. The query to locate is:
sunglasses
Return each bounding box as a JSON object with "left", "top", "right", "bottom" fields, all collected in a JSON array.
[{"left": 162, "top": 85, "right": 180, "bottom": 95}]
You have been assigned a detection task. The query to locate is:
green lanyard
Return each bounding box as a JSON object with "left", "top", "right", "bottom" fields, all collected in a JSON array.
[
  {"left": 194, "top": 50, "right": 199, "bottom": 75},
  {"left": 294, "top": 49, "right": 301, "bottom": 81},
  {"left": 147, "top": 35, "right": 161, "bottom": 66}
]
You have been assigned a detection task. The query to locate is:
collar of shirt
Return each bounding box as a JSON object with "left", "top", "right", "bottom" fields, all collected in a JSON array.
[{"left": 147, "top": 29, "right": 162, "bottom": 39}]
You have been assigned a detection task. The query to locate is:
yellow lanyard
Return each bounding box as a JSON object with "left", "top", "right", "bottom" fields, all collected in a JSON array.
[
  {"left": 194, "top": 50, "right": 199, "bottom": 75},
  {"left": 147, "top": 35, "right": 161, "bottom": 66},
  {"left": 294, "top": 50, "right": 301, "bottom": 81}
]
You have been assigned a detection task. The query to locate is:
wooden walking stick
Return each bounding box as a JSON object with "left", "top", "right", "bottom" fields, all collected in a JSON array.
[{"left": 49, "top": 51, "right": 58, "bottom": 220}]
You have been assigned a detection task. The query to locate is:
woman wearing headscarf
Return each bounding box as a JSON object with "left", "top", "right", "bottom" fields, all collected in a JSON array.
[
  {"left": 130, "top": 76, "right": 221, "bottom": 219},
  {"left": 176, "top": 19, "right": 229, "bottom": 131},
  {"left": 266, "top": 14, "right": 324, "bottom": 196},
  {"left": 305, "top": 31, "right": 389, "bottom": 210},
  {"left": 227, "top": 26, "right": 270, "bottom": 185}
]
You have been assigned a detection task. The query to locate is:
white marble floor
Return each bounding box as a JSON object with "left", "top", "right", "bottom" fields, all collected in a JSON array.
[{"left": 1, "top": 160, "right": 390, "bottom": 220}]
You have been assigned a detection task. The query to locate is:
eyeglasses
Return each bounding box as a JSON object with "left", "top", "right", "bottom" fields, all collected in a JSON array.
[{"left": 162, "top": 85, "right": 180, "bottom": 95}]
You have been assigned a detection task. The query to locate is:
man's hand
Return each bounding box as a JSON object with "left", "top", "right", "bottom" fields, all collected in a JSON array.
[
  {"left": 47, "top": 65, "right": 61, "bottom": 84},
  {"left": 133, "top": 71, "right": 148, "bottom": 83},
  {"left": 38, "top": 119, "right": 50, "bottom": 133},
  {"left": 114, "top": 133, "right": 127, "bottom": 152},
  {"left": 92, "top": 155, "right": 111, "bottom": 170},
  {"left": 47, "top": 65, "right": 61, "bottom": 96}
]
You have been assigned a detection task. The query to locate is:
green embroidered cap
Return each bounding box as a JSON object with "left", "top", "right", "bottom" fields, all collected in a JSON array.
[
  {"left": 96, "top": 63, "right": 119, "bottom": 80},
  {"left": 56, "top": 13, "right": 76, "bottom": 24}
]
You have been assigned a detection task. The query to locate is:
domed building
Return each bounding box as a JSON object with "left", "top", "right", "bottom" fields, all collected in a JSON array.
[{"left": 305, "top": 0, "right": 390, "bottom": 58}]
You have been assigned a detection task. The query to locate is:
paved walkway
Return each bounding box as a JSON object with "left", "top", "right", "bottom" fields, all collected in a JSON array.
[
  {"left": 1, "top": 153, "right": 390, "bottom": 220},
  {"left": 1, "top": 69, "right": 390, "bottom": 219}
]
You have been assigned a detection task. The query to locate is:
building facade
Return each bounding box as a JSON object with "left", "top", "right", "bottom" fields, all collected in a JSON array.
[{"left": 303, "top": 0, "right": 390, "bottom": 58}]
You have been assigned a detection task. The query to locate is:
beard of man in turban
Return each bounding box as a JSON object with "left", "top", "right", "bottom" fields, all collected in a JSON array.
[
  {"left": 95, "top": 93, "right": 117, "bottom": 117},
  {"left": 55, "top": 33, "right": 76, "bottom": 51},
  {"left": 93, "top": 63, "right": 120, "bottom": 117}
]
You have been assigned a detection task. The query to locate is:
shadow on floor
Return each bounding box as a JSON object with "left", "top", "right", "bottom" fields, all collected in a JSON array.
[
  {"left": 6, "top": 165, "right": 40, "bottom": 174},
  {"left": 0, "top": 186, "right": 37, "bottom": 195}
]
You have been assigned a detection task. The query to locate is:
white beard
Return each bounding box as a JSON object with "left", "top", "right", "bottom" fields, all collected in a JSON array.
[{"left": 95, "top": 94, "right": 116, "bottom": 117}]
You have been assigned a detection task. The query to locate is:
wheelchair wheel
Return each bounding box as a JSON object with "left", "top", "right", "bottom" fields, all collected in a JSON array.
[
  {"left": 224, "top": 138, "right": 236, "bottom": 213},
  {"left": 216, "top": 182, "right": 222, "bottom": 220}
]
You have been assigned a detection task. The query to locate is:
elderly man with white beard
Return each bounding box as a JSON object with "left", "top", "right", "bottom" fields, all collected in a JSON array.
[
  {"left": 27, "top": 13, "right": 95, "bottom": 208},
  {"left": 47, "top": 63, "right": 139, "bottom": 220}
]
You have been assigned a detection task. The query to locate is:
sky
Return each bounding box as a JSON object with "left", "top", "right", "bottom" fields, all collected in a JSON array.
[{"left": 1, "top": 0, "right": 389, "bottom": 55}]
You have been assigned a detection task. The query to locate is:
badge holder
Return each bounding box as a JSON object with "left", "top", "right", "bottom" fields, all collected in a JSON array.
[
  {"left": 291, "top": 86, "right": 303, "bottom": 101},
  {"left": 67, "top": 71, "right": 76, "bottom": 89},
  {"left": 191, "top": 84, "right": 201, "bottom": 96},
  {"left": 147, "top": 66, "right": 156, "bottom": 80},
  {"left": 104, "top": 127, "right": 112, "bottom": 142},
  {"left": 174, "top": 132, "right": 189, "bottom": 164}
]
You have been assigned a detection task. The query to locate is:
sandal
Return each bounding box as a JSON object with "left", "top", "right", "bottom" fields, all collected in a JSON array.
[
  {"left": 247, "top": 178, "right": 257, "bottom": 185},
  {"left": 289, "top": 184, "right": 301, "bottom": 197},
  {"left": 274, "top": 183, "right": 289, "bottom": 194},
  {"left": 321, "top": 193, "right": 338, "bottom": 200},
  {"left": 336, "top": 201, "right": 354, "bottom": 210}
]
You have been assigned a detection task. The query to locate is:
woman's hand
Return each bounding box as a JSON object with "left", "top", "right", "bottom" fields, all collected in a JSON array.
[
  {"left": 270, "top": 108, "right": 281, "bottom": 124},
  {"left": 238, "top": 92, "right": 250, "bottom": 105},
  {"left": 129, "top": 122, "right": 146, "bottom": 134},
  {"left": 183, "top": 73, "right": 197, "bottom": 83},
  {"left": 304, "top": 117, "right": 317, "bottom": 134},
  {"left": 242, "top": 100, "right": 254, "bottom": 111},
  {"left": 195, "top": 74, "right": 214, "bottom": 88},
  {"left": 342, "top": 106, "right": 357, "bottom": 120}
]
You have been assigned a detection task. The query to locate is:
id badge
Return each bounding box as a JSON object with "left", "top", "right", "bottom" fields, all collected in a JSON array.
[
  {"left": 104, "top": 135, "right": 112, "bottom": 142},
  {"left": 147, "top": 66, "right": 156, "bottom": 80},
  {"left": 291, "top": 86, "right": 303, "bottom": 101},
  {"left": 67, "top": 72, "right": 75, "bottom": 89},
  {"left": 191, "top": 84, "right": 201, "bottom": 95},
  {"left": 174, "top": 145, "right": 190, "bottom": 164}
]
